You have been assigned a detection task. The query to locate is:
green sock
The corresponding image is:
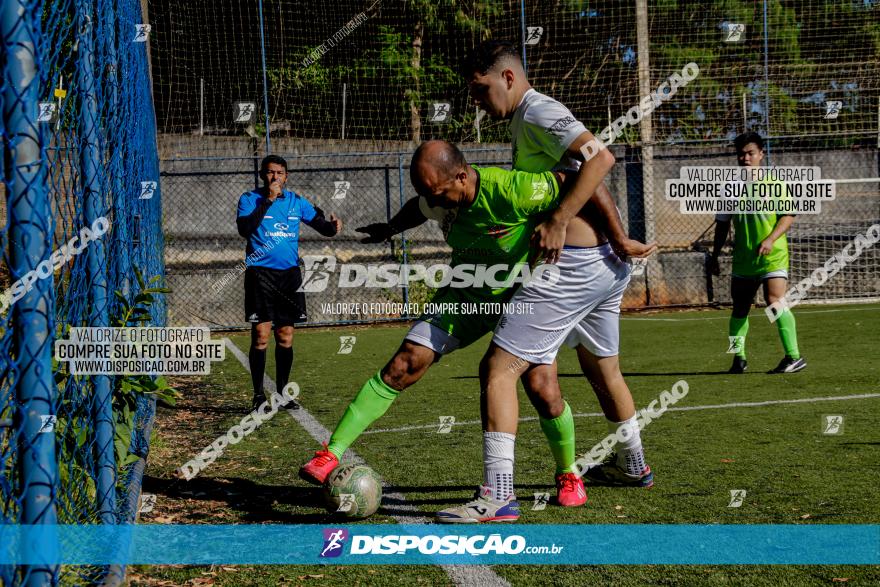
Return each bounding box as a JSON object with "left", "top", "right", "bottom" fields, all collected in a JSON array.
[
  {"left": 775, "top": 308, "right": 801, "bottom": 359},
  {"left": 539, "top": 402, "right": 576, "bottom": 475},
  {"left": 729, "top": 315, "right": 749, "bottom": 358},
  {"left": 327, "top": 372, "right": 399, "bottom": 458}
]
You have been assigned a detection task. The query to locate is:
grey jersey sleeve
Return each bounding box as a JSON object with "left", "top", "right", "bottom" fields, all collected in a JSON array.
[{"left": 522, "top": 96, "right": 589, "bottom": 161}]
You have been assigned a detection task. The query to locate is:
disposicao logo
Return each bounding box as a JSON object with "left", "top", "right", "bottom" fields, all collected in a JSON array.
[
  {"left": 318, "top": 531, "right": 563, "bottom": 557},
  {"left": 320, "top": 528, "right": 348, "bottom": 558}
]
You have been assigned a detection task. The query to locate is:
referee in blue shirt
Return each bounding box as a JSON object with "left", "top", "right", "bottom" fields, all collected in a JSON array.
[{"left": 237, "top": 155, "right": 342, "bottom": 410}]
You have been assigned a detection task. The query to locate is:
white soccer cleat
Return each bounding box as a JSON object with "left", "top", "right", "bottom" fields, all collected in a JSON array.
[{"left": 436, "top": 486, "right": 520, "bottom": 523}]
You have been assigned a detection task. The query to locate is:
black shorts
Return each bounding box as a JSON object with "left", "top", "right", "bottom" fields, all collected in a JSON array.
[{"left": 244, "top": 266, "right": 308, "bottom": 326}]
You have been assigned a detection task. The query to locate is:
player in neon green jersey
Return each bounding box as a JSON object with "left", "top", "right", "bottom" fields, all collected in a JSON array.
[
  {"left": 708, "top": 132, "right": 806, "bottom": 374},
  {"left": 299, "top": 140, "right": 593, "bottom": 490}
]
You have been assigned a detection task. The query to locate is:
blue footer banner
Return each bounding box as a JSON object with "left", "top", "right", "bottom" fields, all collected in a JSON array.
[{"left": 1, "top": 525, "right": 877, "bottom": 565}]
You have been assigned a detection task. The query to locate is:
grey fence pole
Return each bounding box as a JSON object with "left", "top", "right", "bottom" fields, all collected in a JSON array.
[
  {"left": 385, "top": 165, "right": 397, "bottom": 264},
  {"left": 762, "top": 0, "right": 771, "bottom": 161},
  {"left": 1, "top": 0, "right": 59, "bottom": 584},
  {"left": 520, "top": 0, "right": 527, "bottom": 75},
  {"left": 258, "top": 0, "right": 271, "bottom": 154},
  {"left": 77, "top": 0, "right": 117, "bottom": 525},
  {"left": 252, "top": 144, "right": 260, "bottom": 190},
  {"left": 397, "top": 155, "right": 410, "bottom": 311},
  {"left": 636, "top": 0, "right": 655, "bottom": 305}
]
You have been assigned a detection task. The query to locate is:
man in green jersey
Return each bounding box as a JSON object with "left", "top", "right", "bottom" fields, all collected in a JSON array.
[
  {"left": 708, "top": 132, "right": 806, "bottom": 374},
  {"left": 298, "top": 140, "right": 595, "bottom": 487}
]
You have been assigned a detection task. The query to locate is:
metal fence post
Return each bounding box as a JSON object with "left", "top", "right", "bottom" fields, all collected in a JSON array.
[
  {"left": 519, "top": 0, "right": 527, "bottom": 75},
  {"left": 384, "top": 166, "right": 392, "bottom": 223},
  {"left": 104, "top": 0, "right": 132, "bottom": 303},
  {"left": 385, "top": 165, "right": 398, "bottom": 262},
  {"left": 762, "top": 0, "right": 771, "bottom": 161},
  {"left": 257, "top": 0, "right": 271, "bottom": 154},
  {"left": 397, "top": 154, "right": 410, "bottom": 311},
  {"left": 77, "top": 0, "right": 116, "bottom": 525},
  {"left": 1, "top": 0, "right": 59, "bottom": 584},
  {"left": 252, "top": 141, "right": 260, "bottom": 190},
  {"left": 636, "top": 0, "right": 655, "bottom": 305}
]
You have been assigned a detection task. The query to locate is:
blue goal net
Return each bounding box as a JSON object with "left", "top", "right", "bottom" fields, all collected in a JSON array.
[{"left": 1, "top": 0, "right": 165, "bottom": 584}]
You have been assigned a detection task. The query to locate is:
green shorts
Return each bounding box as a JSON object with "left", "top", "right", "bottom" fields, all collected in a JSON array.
[{"left": 403, "top": 286, "right": 514, "bottom": 354}]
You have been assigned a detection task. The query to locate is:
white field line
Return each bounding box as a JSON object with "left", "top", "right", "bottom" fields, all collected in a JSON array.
[
  {"left": 223, "top": 338, "right": 510, "bottom": 587},
  {"left": 362, "top": 392, "right": 880, "bottom": 435},
  {"left": 622, "top": 305, "right": 880, "bottom": 322},
  {"left": 832, "top": 177, "right": 880, "bottom": 183}
]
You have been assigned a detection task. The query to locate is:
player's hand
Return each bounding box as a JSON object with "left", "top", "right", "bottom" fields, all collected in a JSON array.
[
  {"left": 757, "top": 238, "right": 774, "bottom": 256},
  {"left": 267, "top": 179, "right": 283, "bottom": 201},
  {"left": 611, "top": 238, "right": 658, "bottom": 262},
  {"left": 329, "top": 213, "right": 343, "bottom": 234},
  {"left": 356, "top": 223, "right": 394, "bottom": 243},
  {"left": 707, "top": 254, "right": 720, "bottom": 276},
  {"left": 531, "top": 215, "right": 568, "bottom": 264}
]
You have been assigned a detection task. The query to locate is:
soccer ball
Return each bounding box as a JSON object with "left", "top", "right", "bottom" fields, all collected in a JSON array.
[{"left": 322, "top": 463, "right": 383, "bottom": 519}]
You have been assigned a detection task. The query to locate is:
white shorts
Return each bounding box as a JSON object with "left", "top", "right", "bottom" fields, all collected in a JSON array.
[
  {"left": 732, "top": 270, "right": 788, "bottom": 281},
  {"left": 404, "top": 319, "right": 460, "bottom": 355},
  {"left": 492, "top": 243, "right": 631, "bottom": 364}
]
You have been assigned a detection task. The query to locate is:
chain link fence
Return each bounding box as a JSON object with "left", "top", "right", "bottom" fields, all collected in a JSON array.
[{"left": 1, "top": 0, "right": 164, "bottom": 585}]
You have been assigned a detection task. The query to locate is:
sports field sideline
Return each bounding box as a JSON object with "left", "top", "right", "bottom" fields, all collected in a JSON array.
[{"left": 128, "top": 302, "right": 880, "bottom": 586}]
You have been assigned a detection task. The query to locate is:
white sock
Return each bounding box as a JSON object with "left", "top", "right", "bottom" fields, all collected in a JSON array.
[
  {"left": 606, "top": 416, "right": 646, "bottom": 476},
  {"left": 483, "top": 431, "right": 515, "bottom": 501}
]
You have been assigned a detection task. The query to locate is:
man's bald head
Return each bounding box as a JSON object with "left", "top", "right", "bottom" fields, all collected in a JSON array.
[
  {"left": 411, "top": 140, "right": 468, "bottom": 186},
  {"left": 410, "top": 140, "right": 473, "bottom": 209}
]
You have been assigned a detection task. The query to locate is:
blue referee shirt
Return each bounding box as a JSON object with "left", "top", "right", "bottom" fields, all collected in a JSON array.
[{"left": 236, "top": 189, "right": 318, "bottom": 270}]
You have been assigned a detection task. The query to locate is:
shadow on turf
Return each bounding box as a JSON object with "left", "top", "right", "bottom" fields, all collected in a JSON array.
[
  {"left": 383, "top": 484, "right": 554, "bottom": 507},
  {"left": 160, "top": 404, "right": 247, "bottom": 415},
  {"left": 142, "top": 474, "right": 336, "bottom": 523},
  {"left": 143, "top": 476, "right": 560, "bottom": 519},
  {"left": 617, "top": 371, "right": 736, "bottom": 376},
  {"left": 452, "top": 371, "right": 740, "bottom": 379}
]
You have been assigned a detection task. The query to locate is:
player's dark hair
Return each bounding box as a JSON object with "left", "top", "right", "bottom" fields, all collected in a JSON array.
[
  {"left": 410, "top": 140, "right": 468, "bottom": 185},
  {"left": 461, "top": 40, "right": 522, "bottom": 77},
  {"left": 734, "top": 132, "right": 764, "bottom": 153},
  {"left": 259, "top": 154, "right": 288, "bottom": 173}
]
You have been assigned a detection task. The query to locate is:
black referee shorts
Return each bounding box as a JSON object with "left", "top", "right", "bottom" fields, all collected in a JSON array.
[{"left": 244, "top": 266, "right": 308, "bottom": 326}]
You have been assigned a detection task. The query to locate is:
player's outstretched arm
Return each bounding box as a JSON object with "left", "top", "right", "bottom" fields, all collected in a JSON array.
[
  {"left": 304, "top": 206, "right": 343, "bottom": 237},
  {"left": 356, "top": 196, "right": 427, "bottom": 243}
]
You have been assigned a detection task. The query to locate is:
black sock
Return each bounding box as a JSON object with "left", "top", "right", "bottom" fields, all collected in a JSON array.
[
  {"left": 249, "top": 346, "right": 266, "bottom": 399},
  {"left": 276, "top": 345, "right": 294, "bottom": 394}
]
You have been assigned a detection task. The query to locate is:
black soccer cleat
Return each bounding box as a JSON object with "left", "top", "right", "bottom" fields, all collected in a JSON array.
[
  {"left": 770, "top": 356, "right": 807, "bottom": 374},
  {"left": 252, "top": 394, "right": 300, "bottom": 411},
  {"left": 728, "top": 356, "right": 748, "bottom": 374},
  {"left": 251, "top": 393, "right": 267, "bottom": 413},
  {"left": 282, "top": 399, "right": 301, "bottom": 410}
]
